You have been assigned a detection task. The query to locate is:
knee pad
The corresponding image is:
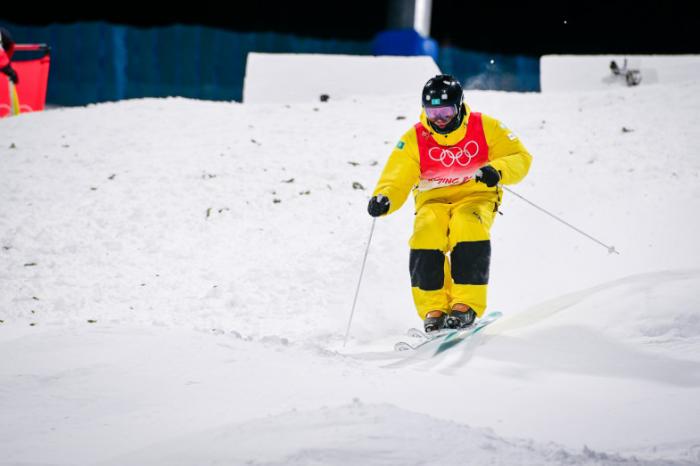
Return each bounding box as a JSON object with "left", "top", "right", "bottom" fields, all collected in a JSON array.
[
  {"left": 451, "top": 240, "right": 491, "bottom": 285},
  {"left": 409, "top": 249, "right": 445, "bottom": 290}
]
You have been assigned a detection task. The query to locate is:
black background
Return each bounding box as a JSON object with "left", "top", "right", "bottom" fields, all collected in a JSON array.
[{"left": 2, "top": 0, "right": 697, "bottom": 56}]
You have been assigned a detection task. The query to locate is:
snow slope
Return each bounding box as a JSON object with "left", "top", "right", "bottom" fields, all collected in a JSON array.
[{"left": 1, "top": 79, "right": 700, "bottom": 465}]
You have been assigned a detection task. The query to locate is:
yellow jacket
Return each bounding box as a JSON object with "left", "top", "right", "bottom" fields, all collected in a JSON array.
[{"left": 372, "top": 104, "right": 532, "bottom": 214}]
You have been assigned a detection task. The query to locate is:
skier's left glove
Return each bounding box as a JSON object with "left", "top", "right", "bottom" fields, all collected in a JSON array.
[
  {"left": 367, "top": 194, "right": 390, "bottom": 217},
  {"left": 474, "top": 165, "right": 501, "bottom": 187}
]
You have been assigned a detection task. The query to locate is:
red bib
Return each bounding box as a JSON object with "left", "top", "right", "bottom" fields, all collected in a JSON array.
[{"left": 414, "top": 112, "right": 489, "bottom": 191}]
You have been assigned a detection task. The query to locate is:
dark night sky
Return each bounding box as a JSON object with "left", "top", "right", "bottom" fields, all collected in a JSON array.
[{"left": 1, "top": 0, "right": 697, "bottom": 56}]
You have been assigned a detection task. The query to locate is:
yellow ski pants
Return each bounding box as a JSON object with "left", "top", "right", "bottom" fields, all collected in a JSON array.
[{"left": 409, "top": 192, "right": 498, "bottom": 319}]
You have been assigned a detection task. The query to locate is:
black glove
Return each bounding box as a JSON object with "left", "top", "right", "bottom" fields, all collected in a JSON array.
[
  {"left": 367, "top": 195, "right": 390, "bottom": 217},
  {"left": 1, "top": 64, "right": 18, "bottom": 84},
  {"left": 475, "top": 165, "right": 501, "bottom": 187}
]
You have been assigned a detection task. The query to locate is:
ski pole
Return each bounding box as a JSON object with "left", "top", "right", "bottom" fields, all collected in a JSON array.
[
  {"left": 344, "top": 217, "right": 376, "bottom": 347},
  {"left": 501, "top": 185, "right": 620, "bottom": 255}
]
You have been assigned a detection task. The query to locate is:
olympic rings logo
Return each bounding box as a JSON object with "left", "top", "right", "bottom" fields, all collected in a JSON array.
[{"left": 428, "top": 140, "right": 479, "bottom": 168}]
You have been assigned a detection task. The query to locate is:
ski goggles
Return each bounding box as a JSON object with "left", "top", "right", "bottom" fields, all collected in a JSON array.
[{"left": 424, "top": 104, "right": 458, "bottom": 122}]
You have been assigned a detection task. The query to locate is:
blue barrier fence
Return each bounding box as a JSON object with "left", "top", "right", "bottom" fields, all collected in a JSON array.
[{"left": 4, "top": 22, "right": 539, "bottom": 106}]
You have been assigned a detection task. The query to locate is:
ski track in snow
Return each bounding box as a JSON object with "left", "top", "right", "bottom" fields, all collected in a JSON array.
[{"left": 1, "top": 79, "right": 700, "bottom": 465}]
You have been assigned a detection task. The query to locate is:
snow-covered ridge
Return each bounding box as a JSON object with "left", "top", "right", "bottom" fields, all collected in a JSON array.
[{"left": 99, "top": 401, "right": 693, "bottom": 466}]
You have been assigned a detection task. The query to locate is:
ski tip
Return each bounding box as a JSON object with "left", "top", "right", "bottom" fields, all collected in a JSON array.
[{"left": 394, "top": 341, "right": 415, "bottom": 352}]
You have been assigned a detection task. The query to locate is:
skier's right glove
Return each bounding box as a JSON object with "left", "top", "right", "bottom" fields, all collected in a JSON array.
[
  {"left": 367, "top": 194, "right": 390, "bottom": 217},
  {"left": 1, "top": 64, "right": 18, "bottom": 84}
]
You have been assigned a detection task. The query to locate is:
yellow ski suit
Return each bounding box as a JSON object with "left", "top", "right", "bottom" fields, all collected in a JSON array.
[{"left": 372, "top": 105, "right": 532, "bottom": 319}]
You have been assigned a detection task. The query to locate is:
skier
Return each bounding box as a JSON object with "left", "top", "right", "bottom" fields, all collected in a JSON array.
[
  {"left": 0, "top": 27, "right": 18, "bottom": 85},
  {"left": 368, "top": 74, "right": 532, "bottom": 333}
]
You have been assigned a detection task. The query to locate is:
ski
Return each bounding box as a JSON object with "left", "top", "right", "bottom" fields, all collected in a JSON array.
[
  {"left": 394, "top": 311, "right": 502, "bottom": 353},
  {"left": 405, "top": 327, "right": 452, "bottom": 342}
]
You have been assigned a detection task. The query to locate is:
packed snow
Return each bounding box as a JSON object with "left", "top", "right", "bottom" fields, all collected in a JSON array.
[{"left": 1, "top": 73, "right": 700, "bottom": 465}]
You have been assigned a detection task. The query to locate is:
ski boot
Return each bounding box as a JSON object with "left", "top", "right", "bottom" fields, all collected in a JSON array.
[
  {"left": 423, "top": 310, "right": 447, "bottom": 333},
  {"left": 445, "top": 304, "right": 476, "bottom": 329}
]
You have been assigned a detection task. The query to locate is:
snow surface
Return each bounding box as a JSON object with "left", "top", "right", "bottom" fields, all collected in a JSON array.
[{"left": 1, "top": 77, "right": 700, "bottom": 465}]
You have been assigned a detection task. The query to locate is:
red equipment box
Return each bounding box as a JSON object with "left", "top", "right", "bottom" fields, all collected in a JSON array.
[{"left": 1, "top": 44, "right": 51, "bottom": 118}]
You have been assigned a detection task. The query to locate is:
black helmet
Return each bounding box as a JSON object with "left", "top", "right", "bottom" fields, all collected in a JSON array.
[{"left": 421, "top": 74, "right": 465, "bottom": 134}]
